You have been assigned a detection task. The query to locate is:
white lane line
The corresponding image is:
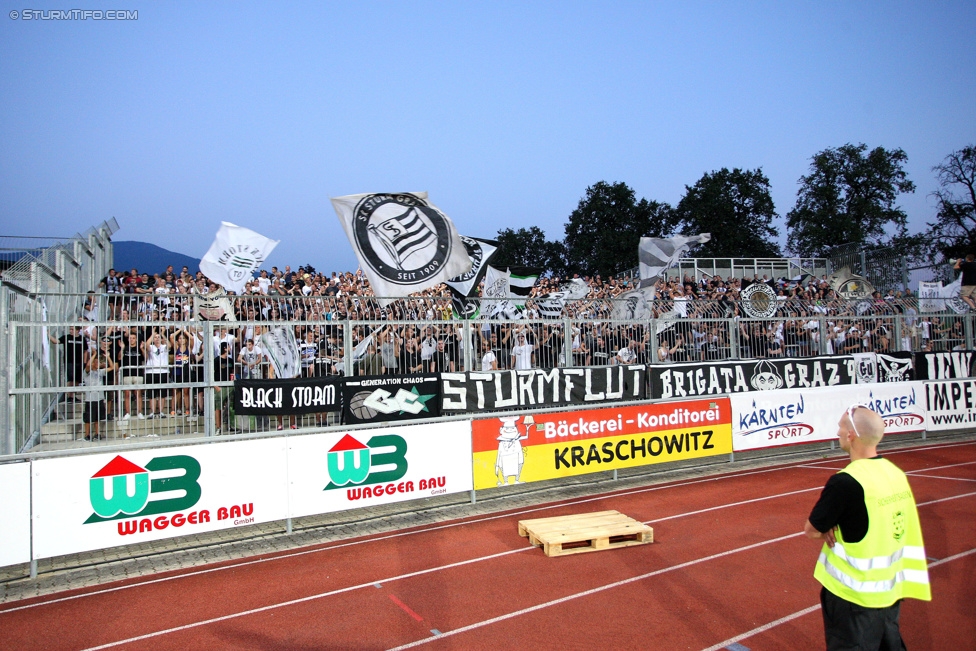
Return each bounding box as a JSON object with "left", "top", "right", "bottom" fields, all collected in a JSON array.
[
  {"left": 698, "top": 605, "right": 822, "bottom": 651},
  {"left": 698, "top": 546, "right": 976, "bottom": 651},
  {"left": 57, "top": 485, "right": 976, "bottom": 649},
  {"left": 910, "top": 474, "right": 976, "bottom": 483},
  {"left": 74, "top": 547, "right": 533, "bottom": 651},
  {"left": 917, "top": 490, "right": 976, "bottom": 506},
  {"left": 908, "top": 459, "right": 976, "bottom": 473},
  {"left": 384, "top": 533, "right": 805, "bottom": 651},
  {"left": 646, "top": 486, "right": 821, "bottom": 524}
]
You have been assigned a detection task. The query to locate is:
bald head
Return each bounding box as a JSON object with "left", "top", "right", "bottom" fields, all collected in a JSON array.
[{"left": 840, "top": 406, "right": 885, "bottom": 456}]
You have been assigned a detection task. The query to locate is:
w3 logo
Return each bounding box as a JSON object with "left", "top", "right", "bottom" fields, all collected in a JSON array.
[
  {"left": 85, "top": 455, "right": 201, "bottom": 524},
  {"left": 323, "top": 434, "right": 407, "bottom": 490}
]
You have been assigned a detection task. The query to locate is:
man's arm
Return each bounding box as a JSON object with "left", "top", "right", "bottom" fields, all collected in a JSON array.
[{"left": 804, "top": 519, "right": 837, "bottom": 548}]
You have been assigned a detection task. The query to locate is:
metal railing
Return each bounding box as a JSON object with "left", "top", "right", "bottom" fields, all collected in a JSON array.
[{"left": 5, "top": 300, "right": 972, "bottom": 456}]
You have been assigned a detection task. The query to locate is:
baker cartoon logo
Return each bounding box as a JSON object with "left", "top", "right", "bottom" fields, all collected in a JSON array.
[
  {"left": 892, "top": 510, "right": 906, "bottom": 541},
  {"left": 495, "top": 416, "right": 531, "bottom": 486},
  {"left": 352, "top": 193, "right": 454, "bottom": 285},
  {"left": 750, "top": 360, "right": 784, "bottom": 391}
]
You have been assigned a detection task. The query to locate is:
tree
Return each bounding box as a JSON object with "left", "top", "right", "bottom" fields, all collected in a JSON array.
[
  {"left": 563, "top": 181, "right": 673, "bottom": 277},
  {"left": 924, "top": 145, "right": 976, "bottom": 261},
  {"left": 786, "top": 143, "right": 915, "bottom": 257},
  {"left": 671, "top": 168, "right": 781, "bottom": 258},
  {"left": 493, "top": 226, "right": 566, "bottom": 275}
]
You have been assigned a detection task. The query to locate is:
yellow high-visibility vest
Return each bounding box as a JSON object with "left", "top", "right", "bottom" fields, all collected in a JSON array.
[{"left": 814, "top": 457, "right": 931, "bottom": 608}]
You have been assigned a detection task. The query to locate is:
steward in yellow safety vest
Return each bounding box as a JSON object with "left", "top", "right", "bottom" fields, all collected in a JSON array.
[{"left": 804, "top": 405, "right": 931, "bottom": 650}]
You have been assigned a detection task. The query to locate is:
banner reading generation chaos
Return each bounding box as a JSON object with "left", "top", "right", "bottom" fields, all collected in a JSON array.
[
  {"left": 441, "top": 365, "right": 646, "bottom": 414},
  {"left": 341, "top": 374, "right": 441, "bottom": 424},
  {"left": 470, "top": 399, "right": 732, "bottom": 490},
  {"left": 234, "top": 376, "right": 341, "bottom": 415}
]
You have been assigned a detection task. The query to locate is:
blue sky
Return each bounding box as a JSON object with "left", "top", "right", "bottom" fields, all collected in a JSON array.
[{"left": 1, "top": 1, "right": 973, "bottom": 273}]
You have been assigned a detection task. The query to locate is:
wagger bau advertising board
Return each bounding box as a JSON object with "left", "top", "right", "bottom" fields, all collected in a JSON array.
[
  {"left": 31, "top": 438, "right": 290, "bottom": 559},
  {"left": 0, "top": 462, "right": 31, "bottom": 567},
  {"left": 470, "top": 399, "right": 732, "bottom": 490},
  {"left": 287, "top": 421, "right": 473, "bottom": 517},
  {"left": 731, "top": 382, "right": 926, "bottom": 452}
]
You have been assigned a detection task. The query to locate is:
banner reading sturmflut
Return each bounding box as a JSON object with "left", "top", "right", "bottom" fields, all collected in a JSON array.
[
  {"left": 441, "top": 366, "right": 646, "bottom": 414},
  {"left": 331, "top": 192, "right": 472, "bottom": 306}
]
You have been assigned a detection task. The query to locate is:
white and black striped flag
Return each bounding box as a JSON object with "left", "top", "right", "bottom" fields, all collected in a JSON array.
[
  {"left": 259, "top": 326, "right": 300, "bottom": 379},
  {"left": 639, "top": 233, "right": 710, "bottom": 288},
  {"left": 446, "top": 236, "right": 498, "bottom": 319},
  {"left": 331, "top": 192, "right": 472, "bottom": 306}
]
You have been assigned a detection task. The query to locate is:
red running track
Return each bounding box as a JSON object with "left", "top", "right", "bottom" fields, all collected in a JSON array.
[{"left": 2, "top": 440, "right": 974, "bottom": 650}]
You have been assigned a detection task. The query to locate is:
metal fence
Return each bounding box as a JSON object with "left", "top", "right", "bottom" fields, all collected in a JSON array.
[{"left": 5, "top": 295, "right": 973, "bottom": 457}]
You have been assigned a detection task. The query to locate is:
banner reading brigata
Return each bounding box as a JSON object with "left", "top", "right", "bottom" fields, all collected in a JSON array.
[
  {"left": 470, "top": 399, "right": 732, "bottom": 490},
  {"left": 650, "top": 353, "right": 914, "bottom": 399},
  {"left": 731, "top": 382, "right": 926, "bottom": 451},
  {"left": 442, "top": 365, "right": 646, "bottom": 414},
  {"left": 234, "top": 376, "right": 341, "bottom": 415},
  {"left": 31, "top": 438, "right": 290, "bottom": 559},
  {"left": 286, "top": 421, "right": 473, "bottom": 516}
]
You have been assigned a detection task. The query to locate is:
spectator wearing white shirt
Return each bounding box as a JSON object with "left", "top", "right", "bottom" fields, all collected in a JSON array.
[{"left": 511, "top": 332, "right": 534, "bottom": 370}]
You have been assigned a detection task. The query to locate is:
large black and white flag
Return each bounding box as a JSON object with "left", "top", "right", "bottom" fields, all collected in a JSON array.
[
  {"left": 446, "top": 236, "right": 498, "bottom": 319},
  {"left": 200, "top": 222, "right": 279, "bottom": 294},
  {"left": 638, "top": 233, "right": 710, "bottom": 288},
  {"left": 331, "top": 192, "right": 472, "bottom": 306},
  {"left": 536, "top": 278, "right": 590, "bottom": 319},
  {"left": 259, "top": 326, "right": 301, "bottom": 379}
]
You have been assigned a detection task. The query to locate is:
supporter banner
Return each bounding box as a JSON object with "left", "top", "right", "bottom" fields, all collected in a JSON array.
[
  {"left": 342, "top": 374, "right": 441, "bottom": 424},
  {"left": 470, "top": 399, "right": 732, "bottom": 489},
  {"left": 31, "top": 439, "right": 289, "bottom": 559},
  {"left": 651, "top": 354, "right": 914, "bottom": 399},
  {"left": 0, "top": 462, "right": 31, "bottom": 567},
  {"left": 924, "top": 379, "right": 976, "bottom": 431},
  {"left": 441, "top": 366, "right": 647, "bottom": 414},
  {"left": 651, "top": 356, "right": 857, "bottom": 399},
  {"left": 287, "top": 421, "right": 473, "bottom": 516},
  {"left": 914, "top": 351, "right": 976, "bottom": 380},
  {"left": 192, "top": 289, "right": 233, "bottom": 321},
  {"left": 852, "top": 352, "right": 915, "bottom": 384},
  {"left": 731, "top": 382, "right": 926, "bottom": 451},
  {"left": 234, "top": 376, "right": 341, "bottom": 415}
]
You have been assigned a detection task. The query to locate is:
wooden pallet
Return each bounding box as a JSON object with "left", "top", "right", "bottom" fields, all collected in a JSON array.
[{"left": 518, "top": 510, "right": 653, "bottom": 557}]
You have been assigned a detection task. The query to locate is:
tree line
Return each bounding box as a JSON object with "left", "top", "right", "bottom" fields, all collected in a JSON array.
[{"left": 492, "top": 144, "right": 976, "bottom": 278}]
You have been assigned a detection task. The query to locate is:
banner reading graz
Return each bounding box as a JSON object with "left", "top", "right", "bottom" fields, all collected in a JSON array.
[
  {"left": 342, "top": 374, "right": 441, "bottom": 425},
  {"left": 234, "top": 376, "right": 341, "bottom": 415},
  {"left": 914, "top": 351, "right": 976, "bottom": 380},
  {"left": 651, "top": 356, "right": 859, "bottom": 399},
  {"left": 441, "top": 365, "right": 646, "bottom": 414}
]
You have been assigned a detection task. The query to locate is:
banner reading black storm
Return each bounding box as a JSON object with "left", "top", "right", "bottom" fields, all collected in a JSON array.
[
  {"left": 234, "top": 376, "right": 342, "bottom": 415},
  {"left": 470, "top": 399, "right": 732, "bottom": 490},
  {"left": 341, "top": 374, "right": 441, "bottom": 424},
  {"left": 440, "top": 365, "right": 646, "bottom": 414}
]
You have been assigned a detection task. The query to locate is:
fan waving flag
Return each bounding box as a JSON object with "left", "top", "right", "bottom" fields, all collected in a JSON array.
[
  {"left": 331, "top": 192, "right": 472, "bottom": 306},
  {"left": 638, "top": 233, "right": 710, "bottom": 287},
  {"left": 200, "top": 222, "right": 279, "bottom": 294}
]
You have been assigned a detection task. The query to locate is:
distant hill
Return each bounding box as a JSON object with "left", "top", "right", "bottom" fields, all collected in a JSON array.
[{"left": 112, "top": 241, "right": 200, "bottom": 276}]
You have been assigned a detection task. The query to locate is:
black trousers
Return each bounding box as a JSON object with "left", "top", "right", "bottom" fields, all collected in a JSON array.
[{"left": 821, "top": 586, "right": 907, "bottom": 651}]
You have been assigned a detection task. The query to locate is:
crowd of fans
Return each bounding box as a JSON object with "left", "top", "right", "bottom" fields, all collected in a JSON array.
[{"left": 42, "top": 261, "right": 964, "bottom": 438}]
